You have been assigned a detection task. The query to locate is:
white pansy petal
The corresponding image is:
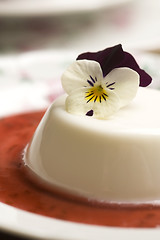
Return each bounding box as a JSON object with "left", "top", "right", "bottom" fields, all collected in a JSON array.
[
  {"left": 65, "top": 88, "right": 93, "bottom": 115},
  {"left": 93, "top": 90, "right": 120, "bottom": 119},
  {"left": 65, "top": 87, "right": 120, "bottom": 119},
  {"left": 104, "top": 67, "right": 139, "bottom": 107},
  {"left": 61, "top": 60, "right": 103, "bottom": 94}
]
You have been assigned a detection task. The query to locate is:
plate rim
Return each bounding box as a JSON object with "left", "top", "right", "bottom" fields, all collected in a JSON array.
[{"left": 0, "top": 202, "right": 160, "bottom": 240}]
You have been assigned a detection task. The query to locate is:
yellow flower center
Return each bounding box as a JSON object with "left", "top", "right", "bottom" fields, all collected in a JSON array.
[{"left": 85, "top": 85, "right": 108, "bottom": 103}]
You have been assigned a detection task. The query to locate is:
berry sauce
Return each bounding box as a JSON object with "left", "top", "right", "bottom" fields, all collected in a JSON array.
[{"left": 0, "top": 111, "right": 160, "bottom": 228}]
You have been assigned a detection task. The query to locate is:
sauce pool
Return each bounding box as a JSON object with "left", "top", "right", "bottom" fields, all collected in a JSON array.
[{"left": 1, "top": 111, "right": 160, "bottom": 228}]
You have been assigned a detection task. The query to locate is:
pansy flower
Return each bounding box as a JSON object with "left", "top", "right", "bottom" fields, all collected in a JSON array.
[{"left": 61, "top": 45, "right": 152, "bottom": 119}]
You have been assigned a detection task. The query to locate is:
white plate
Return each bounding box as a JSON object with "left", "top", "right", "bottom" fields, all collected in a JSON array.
[
  {"left": 1, "top": 49, "right": 160, "bottom": 239},
  {"left": 1, "top": 202, "right": 160, "bottom": 240},
  {"left": 0, "top": 0, "right": 131, "bottom": 17}
]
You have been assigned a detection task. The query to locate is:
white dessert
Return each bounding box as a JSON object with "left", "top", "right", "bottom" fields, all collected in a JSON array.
[{"left": 24, "top": 87, "right": 160, "bottom": 203}]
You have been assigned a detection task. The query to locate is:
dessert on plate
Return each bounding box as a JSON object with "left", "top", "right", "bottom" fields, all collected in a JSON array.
[{"left": 24, "top": 44, "right": 160, "bottom": 204}]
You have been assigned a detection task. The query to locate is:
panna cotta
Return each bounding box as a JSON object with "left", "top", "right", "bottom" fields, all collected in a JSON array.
[
  {"left": 24, "top": 87, "right": 160, "bottom": 203},
  {"left": 24, "top": 44, "right": 156, "bottom": 203}
]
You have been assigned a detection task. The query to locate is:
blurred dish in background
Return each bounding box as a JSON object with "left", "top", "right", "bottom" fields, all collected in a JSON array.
[{"left": 0, "top": 0, "right": 132, "bottom": 17}]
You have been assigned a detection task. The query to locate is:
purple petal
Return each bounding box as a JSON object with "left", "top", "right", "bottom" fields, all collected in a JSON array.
[
  {"left": 77, "top": 44, "right": 124, "bottom": 77},
  {"left": 117, "top": 51, "right": 152, "bottom": 87},
  {"left": 77, "top": 44, "right": 152, "bottom": 87}
]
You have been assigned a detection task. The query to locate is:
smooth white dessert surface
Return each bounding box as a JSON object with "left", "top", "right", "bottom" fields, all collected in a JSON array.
[{"left": 24, "top": 87, "right": 160, "bottom": 203}]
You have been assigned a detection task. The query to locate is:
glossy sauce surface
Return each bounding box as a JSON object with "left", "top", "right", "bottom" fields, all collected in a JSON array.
[{"left": 1, "top": 111, "right": 160, "bottom": 228}]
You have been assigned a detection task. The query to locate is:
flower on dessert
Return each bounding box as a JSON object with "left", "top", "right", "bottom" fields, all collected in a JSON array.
[
  {"left": 61, "top": 60, "right": 139, "bottom": 119},
  {"left": 61, "top": 45, "right": 152, "bottom": 119},
  {"left": 77, "top": 44, "right": 152, "bottom": 87}
]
